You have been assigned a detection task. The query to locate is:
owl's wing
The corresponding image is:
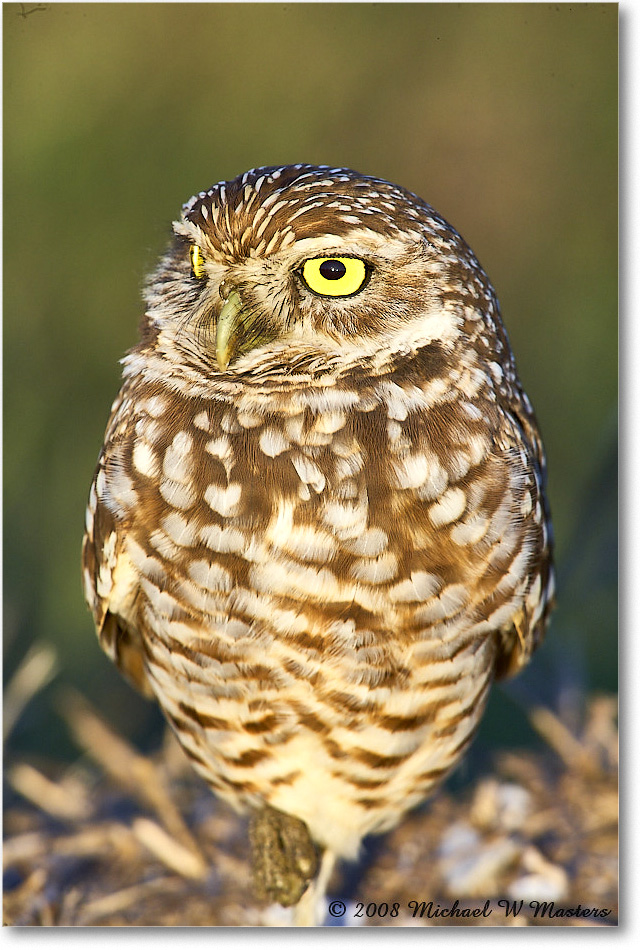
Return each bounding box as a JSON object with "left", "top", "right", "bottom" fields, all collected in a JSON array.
[
  {"left": 493, "top": 591, "right": 550, "bottom": 680},
  {"left": 490, "top": 406, "right": 554, "bottom": 680},
  {"left": 82, "top": 392, "right": 154, "bottom": 699},
  {"left": 82, "top": 488, "right": 154, "bottom": 697}
]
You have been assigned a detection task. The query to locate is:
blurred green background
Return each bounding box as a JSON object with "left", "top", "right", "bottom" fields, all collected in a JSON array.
[{"left": 3, "top": 3, "right": 617, "bottom": 764}]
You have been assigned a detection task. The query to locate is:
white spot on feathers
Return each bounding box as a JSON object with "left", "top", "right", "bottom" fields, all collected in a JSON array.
[
  {"left": 291, "top": 455, "right": 326, "bottom": 493},
  {"left": 133, "top": 441, "right": 159, "bottom": 479},
  {"left": 429, "top": 487, "right": 467, "bottom": 527},
  {"left": 259, "top": 427, "right": 290, "bottom": 457},
  {"left": 204, "top": 482, "right": 242, "bottom": 517},
  {"left": 389, "top": 571, "right": 442, "bottom": 603}
]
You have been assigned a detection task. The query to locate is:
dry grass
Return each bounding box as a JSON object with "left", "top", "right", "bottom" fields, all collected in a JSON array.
[{"left": 3, "top": 683, "right": 617, "bottom": 927}]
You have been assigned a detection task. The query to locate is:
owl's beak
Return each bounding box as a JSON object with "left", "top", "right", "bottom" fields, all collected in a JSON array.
[
  {"left": 215, "top": 290, "right": 244, "bottom": 372},
  {"left": 216, "top": 286, "right": 273, "bottom": 371}
]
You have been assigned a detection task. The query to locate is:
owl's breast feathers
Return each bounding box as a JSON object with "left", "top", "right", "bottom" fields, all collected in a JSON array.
[{"left": 82, "top": 339, "right": 553, "bottom": 700}]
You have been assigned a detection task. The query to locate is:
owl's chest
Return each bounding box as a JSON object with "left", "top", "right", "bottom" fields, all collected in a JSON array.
[
  {"left": 125, "top": 393, "right": 396, "bottom": 543},
  {"left": 94, "top": 385, "right": 522, "bottom": 773},
  {"left": 105, "top": 384, "right": 500, "bottom": 626},
  {"left": 104, "top": 387, "right": 501, "bottom": 659},
  {"left": 123, "top": 380, "right": 496, "bottom": 556}
]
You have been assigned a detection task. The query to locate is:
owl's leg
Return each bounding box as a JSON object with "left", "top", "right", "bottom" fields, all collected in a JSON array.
[
  {"left": 249, "top": 805, "right": 319, "bottom": 909},
  {"left": 292, "top": 849, "right": 337, "bottom": 927}
]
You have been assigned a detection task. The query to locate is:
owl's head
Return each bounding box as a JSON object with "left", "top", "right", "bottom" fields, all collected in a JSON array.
[{"left": 143, "top": 165, "right": 498, "bottom": 378}]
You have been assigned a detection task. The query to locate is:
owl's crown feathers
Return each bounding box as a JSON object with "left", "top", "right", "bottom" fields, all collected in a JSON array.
[{"left": 181, "top": 164, "right": 432, "bottom": 254}]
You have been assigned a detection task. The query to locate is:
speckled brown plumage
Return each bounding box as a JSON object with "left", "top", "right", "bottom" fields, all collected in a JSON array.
[{"left": 82, "top": 164, "right": 554, "bottom": 924}]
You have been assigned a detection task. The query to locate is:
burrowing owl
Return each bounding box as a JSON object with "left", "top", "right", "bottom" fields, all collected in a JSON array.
[{"left": 82, "top": 165, "right": 554, "bottom": 924}]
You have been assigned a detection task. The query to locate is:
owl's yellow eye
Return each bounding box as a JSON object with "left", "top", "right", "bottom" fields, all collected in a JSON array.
[
  {"left": 301, "top": 257, "right": 369, "bottom": 297},
  {"left": 190, "top": 244, "right": 207, "bottom": 279}
]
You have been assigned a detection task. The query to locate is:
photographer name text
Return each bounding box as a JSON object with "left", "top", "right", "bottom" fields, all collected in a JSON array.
[{"left": 327, "top": 898, "right": 613, "bottom": 922}]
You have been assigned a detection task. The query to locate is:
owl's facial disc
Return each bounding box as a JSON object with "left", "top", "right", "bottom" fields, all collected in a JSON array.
[
  {"left": 209, "top": 251, "right": 374, "bottom": 370},
  {"left": 181, "top": 213, "right": 440, "bottom": 370}
]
